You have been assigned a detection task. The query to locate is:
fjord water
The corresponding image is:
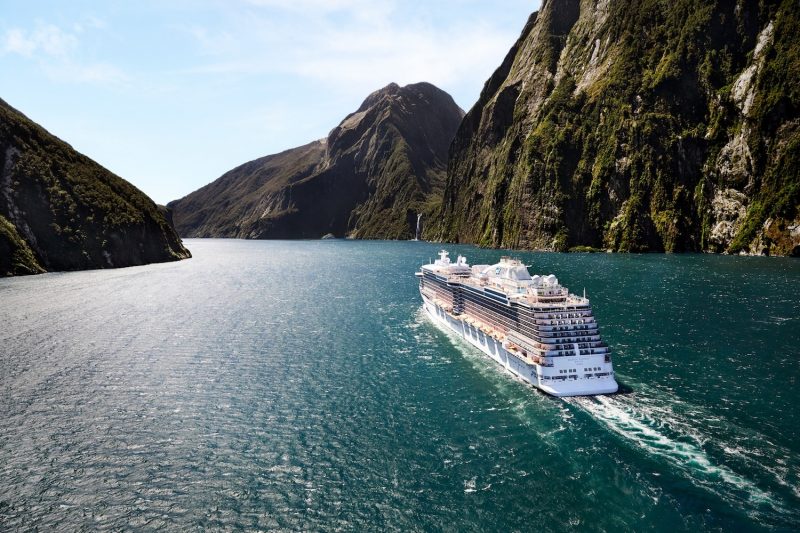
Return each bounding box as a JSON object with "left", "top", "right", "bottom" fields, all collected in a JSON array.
[{"left": 1, "top": 240, "right": 798, "bottom": 531}]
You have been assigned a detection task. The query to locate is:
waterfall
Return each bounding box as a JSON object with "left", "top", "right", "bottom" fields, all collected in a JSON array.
[{"left": 415, "top": 213, "right": 422, "bottom": 241}]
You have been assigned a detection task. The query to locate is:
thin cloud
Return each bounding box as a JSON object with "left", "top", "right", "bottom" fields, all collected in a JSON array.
[
  {"left": 44, "top": 61, "right": 129, "bottom": 85},
  {"left": 182, "top": 2, "right": 525, "bottom": 106},
  {"left": 1, "top": 20, "right": 128, "bottom": 85},
  {"left": 290, "top": 28, "right": 513, "bottom": 92},
  {"left": 178, "top": 26, "right": 240, "bottom": 57},
  {"left": 2, "top": 24, "right": 78, "bottom": 57},
  {"left": 72, "top": 15, "right": 108, "bottom": 34},
  {"left": 243, "top": 0, "right": 394, "bottom": 19}
]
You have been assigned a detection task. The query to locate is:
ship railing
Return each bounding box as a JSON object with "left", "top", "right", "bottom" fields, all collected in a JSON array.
[
  {"left": 543, "top": 348, "right": 610, "bottom": 357},
  {"left": 538, "top": 318, "right": 597, "bottom": 324},
  {"left": 540, "top": 331, "right": 599, "bottom": 338},
  {"left": 537, "top": 335, "right": 602, "bottom": 345},
  {"left": 537, "top": 319, "right": 597, "bottom": 327},
  {"left": 522, "top": 334, "right": 602, "bottom": 346},
  {"left": 551, "top": 336, "right": 602, "bottom": 343},
  {"left": 532, "top": 312, "right": 594, "bottom": 320},
  {"left": 526, "top": 297, "right": 568, "bottom": 304},
  {"left": 541, "top": 342, "right": 604, "bottom": 350},
  {"left": 539, "top": 323, "right": 598, "bottom": 331},
  {"left": 541, "top": 332, "right": 601, "bottom": 340}
]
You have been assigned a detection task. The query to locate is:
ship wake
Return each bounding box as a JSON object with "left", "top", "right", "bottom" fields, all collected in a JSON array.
[{"left": 567, "top": 393, "right": 794, "bottom": 521}]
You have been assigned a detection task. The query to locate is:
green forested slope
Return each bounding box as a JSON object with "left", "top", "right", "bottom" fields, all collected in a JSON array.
[
  {"left": 440, "top": 0, "right": 799, "bottom": 255},
  {"left": 0, "top": 98, "right": 190, "bottom": 276}
]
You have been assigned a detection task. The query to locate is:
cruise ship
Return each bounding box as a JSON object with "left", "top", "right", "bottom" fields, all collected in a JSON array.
[{"left": 416, "top": 251, "right": 618, "bottom": 396}]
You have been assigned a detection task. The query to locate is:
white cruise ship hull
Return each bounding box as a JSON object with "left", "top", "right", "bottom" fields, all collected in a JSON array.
[{"left": 422, "top": 296, "right": 618, "bottom": 397}]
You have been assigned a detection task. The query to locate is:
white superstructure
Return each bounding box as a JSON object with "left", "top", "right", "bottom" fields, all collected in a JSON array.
[{"left": 416, "top": 250, "right": 618, "bottom": 396}]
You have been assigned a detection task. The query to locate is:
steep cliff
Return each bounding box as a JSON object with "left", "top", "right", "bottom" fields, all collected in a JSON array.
[
  {"left": 0, "top": 98, "right": 190, "bottom": 277},
  {"left": 440, "top": 0, "right": 800, "bottom": 255},
  {"left": 169, "top": 82, "right": 464, "bottom": 240}
]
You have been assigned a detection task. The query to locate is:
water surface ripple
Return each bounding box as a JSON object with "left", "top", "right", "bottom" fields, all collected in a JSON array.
[{"left": 1, "top": 240, "right": 798, "bottom": 531}]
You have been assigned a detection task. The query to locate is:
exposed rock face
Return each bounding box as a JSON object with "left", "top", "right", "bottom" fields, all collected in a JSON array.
[
  {"left": 440, "top": 0, "right": 800, "bottom": 256},
  {"left": 0, "top": 98, "right": 190, "bottom": 277},
  {"left": 709, "top": 188, "right": 748, "bottom": 248},
  {"left": 169, "top": 82, "right": 464, "bottom": 240}
]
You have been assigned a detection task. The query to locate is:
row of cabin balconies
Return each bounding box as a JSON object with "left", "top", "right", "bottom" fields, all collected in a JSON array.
[
  {"left": 538, "top": 329, "right": 600, "bottom": 338},
  {"left": 544, "top": 335, "right": 601, "bottom": 345},
  {"left": 530, "top": 305, "right": 591, "bottom": 313},
  {"left": 537, "top": 318, "right": 596, "bottom": 326},
  {"left": 539, "top": 326, "right": 599, "bottom": 335},
  {"left": 519, "top": 337, "right": 603, "bottom": 353},
  {"left": 538, "top": 338, "right": 605, "bottom": 349},
  {"left": 543, "top": 346, "right": 610, "bottom": 357},
  {"left": 508, "top": 337, "right": 610, "bottom": 364},
  {"left": 531, "top": 335, "right": 601, "bottom": 347},
  {"left": 540, "top": 340, "right": 606, "bottom": 351},
  {"left": 539, "top": 331, "right": 600, "bottom": 341},
  {"left": 537, "top": 322, "right": 597, "bottom": 332},
  {"left": 533, "top": 311, "right": 594, "bottom": 320},
  {"left": 516, "top": 330, "right": 601, "bottom": 345}
]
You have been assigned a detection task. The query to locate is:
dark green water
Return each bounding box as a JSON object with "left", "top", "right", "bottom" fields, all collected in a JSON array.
[{"left": 1, "top": 240, "right": 798, "bottom": 531}]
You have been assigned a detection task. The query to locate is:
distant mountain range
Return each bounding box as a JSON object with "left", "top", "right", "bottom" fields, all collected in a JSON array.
[
  {"left": 4, "top": 0, "right": 798, "bottom": 276},
  {"left": 440, "top": 0, "right": 799, "bottom": 256},
  {"left": 169, "top": 82, "right": 464, "bottom": 240},
  {"left": 0, "top": 98, "right": 190, "bottom": 276}
]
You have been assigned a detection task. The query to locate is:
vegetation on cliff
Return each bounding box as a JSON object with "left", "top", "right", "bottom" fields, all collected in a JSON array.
[
  {"left": 169, "top": 82, "right": 464, "bottom": 240},
  {"left": 440, "top": 0, "right": 800, "bottom": 256},
  {"left": 0, "top": 98, "right": 190, "bottom": 276}
]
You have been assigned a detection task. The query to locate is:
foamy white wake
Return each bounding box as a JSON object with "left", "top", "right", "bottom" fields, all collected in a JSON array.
[{"left": 568, "top": 393, "right": 790, "bottom": 518}]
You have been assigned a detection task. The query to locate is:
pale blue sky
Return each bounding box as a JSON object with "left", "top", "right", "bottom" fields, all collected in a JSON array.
[{"left": 1, "top": 0, "right": 539, "bottom": 204}]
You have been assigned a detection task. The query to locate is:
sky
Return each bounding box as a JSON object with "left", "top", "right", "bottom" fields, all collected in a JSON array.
[{"left": 0, "top": 0, "right": 540, "bottom": 204}]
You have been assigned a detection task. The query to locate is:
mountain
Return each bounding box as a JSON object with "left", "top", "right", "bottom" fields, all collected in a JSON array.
[
  {"left": 439, "top": 0, "right": 799, "bottom": 256},
  {"left": 169, "top": 82, "right": 464, "bottom": 240},
  {"left": 0, "top": 98, "right": 190, "bottom": 276}
]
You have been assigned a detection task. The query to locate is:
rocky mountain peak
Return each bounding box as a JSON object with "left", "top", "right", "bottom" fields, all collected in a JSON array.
[
  {"left": 353, "top": 81, "right": 459, "bottom": 116},
  {"left": 355, "top": 82, "right": 402, "bottom": 113},
  {"left": 170, "top": 81, "right": 464, "bottom": 241}
]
